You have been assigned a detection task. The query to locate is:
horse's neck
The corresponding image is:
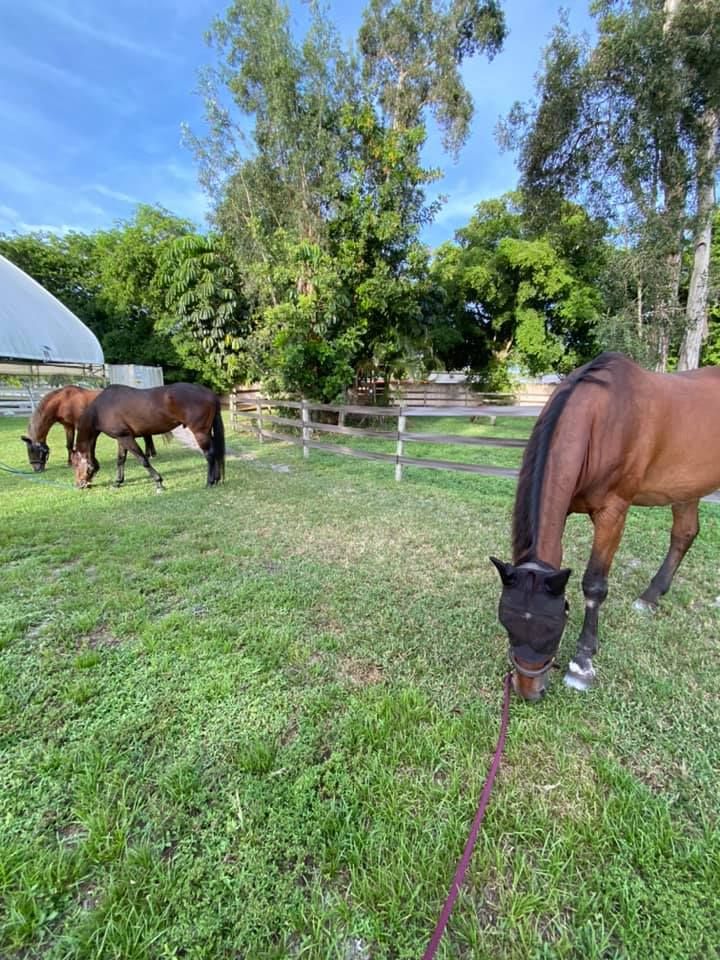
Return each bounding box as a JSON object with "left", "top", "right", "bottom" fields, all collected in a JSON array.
[
  {"left": 75, "top": 409, "right": 96, "bottom": 453},
  {"left": 29, "top": 397, "right": 58, "bottom": 442},
  {"left": 531, "top": 437, "right": 587, "bottom": 568}
]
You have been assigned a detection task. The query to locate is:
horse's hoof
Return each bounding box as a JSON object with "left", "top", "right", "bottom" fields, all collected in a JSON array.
[
  {"left": 564, "top": 660, "right": 595, "bottom": 692},
  {"left": 633, "top": 598, "right": 657, "bottom": 614},
  {"left": 155, "top": 485, "right": 165, "bottom": 494}
]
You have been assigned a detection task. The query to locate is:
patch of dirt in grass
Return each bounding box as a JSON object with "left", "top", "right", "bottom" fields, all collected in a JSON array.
[
  {"left": 160, "top": 840, "right": 179, "bottom": 863},
  {"left": 58, "top": 823, "right": 87, "bottom": 847},
  {"left": 338, "top": 656, "right": 384, "bottom": 686},
  {"left": 313, "top": 611, "right": 345, "bottom": 637},
  {"left": 52, "top": 559, "right": 82, "bottom": 579},
  {"left": 501, "top": 745, "right": 596, "bottom": 821},
  {"left": 80, "top": 626, "right": 121, "bottom": 650},
  {"left": 281, "top": 717, "right": 299, "bottom": 746},
  {"left": 26, "top": 619, "right": 52, "bottom": 640},
  {"left": 77, "top": 880, "right": 100, "bottom": 911},
  {"left": 343, "top": 938, "right": 371, "bottom": 960},
  {"left": 474, "top": 866, "right": 506, "bottom": 928},
  {"left": 536, "top": 906, "right": 575, "bottom": 943},
  {"left": 624, "top": 752, "right": 689, "bottom": 798}
]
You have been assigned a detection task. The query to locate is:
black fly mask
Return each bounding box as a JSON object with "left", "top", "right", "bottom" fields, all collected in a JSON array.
[
  {"left": 21, "top": 436, "right": 50, "bottom": 472},
  {"left": 490, "top": 558, "right": 571, "bottom": 667}
]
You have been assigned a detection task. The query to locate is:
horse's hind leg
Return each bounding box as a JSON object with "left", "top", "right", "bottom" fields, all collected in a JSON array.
[
  {"left": 143, "top": 435, "right": 157, "bottom": 458},
  {"left": 121, "top": 436, "right": 165, "bottom": 491},
  {"left": 114, "top": 444, "right": 128, "bottom": 487},
  {"left": 192, "top": 431, "right": 216, "bottom": 486},
  {"left": 565, "top": 500, "right": 629, "bottom": 692},
  {"left": 635, "top": 500, "right": 699, "bottom": 612}
]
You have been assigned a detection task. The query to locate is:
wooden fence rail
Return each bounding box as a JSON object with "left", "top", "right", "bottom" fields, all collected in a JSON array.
[{"left": 229, "top": 397, "right": 540, "bottom": 481}]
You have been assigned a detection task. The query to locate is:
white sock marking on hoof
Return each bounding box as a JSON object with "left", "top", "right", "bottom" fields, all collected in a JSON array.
[
  {"left": 564, "top": 672, "right": 590, "bottom": 692},
  {"left": 633, "top": 599, "right": 656, "bottom": 614},
  {"left": 567, "top": 660, "right": 595, "bottom": 679}
]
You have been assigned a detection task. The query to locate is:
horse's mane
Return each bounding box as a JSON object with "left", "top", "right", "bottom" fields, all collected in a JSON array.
[
  {"left": 512, "top": 352, "right": 624, "bottom": 562},
  {"left": 28, "top": 385, "right": 93, "bottom": 439},
  {"left": 28, "top": 387, "right": 66, "bottom": 438}
]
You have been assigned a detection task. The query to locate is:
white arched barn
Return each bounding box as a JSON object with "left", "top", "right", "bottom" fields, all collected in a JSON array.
[{"left": 0, "top": 253, "right": 104, "bottom": 377}]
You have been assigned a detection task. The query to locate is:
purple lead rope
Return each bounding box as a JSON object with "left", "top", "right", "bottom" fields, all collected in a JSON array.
[{"left": 422, "top": 672, "right": 512, "bottom": 960}]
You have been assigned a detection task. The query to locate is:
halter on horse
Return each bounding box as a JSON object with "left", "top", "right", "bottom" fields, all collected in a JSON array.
[{"left": 492, "top": 352, "right": 720, "bottom": 700}]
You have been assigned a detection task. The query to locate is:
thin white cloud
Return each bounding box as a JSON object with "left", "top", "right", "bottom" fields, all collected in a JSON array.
[
  {"left": 0, "top": 161, "right": 52, "bottom": 198},
  {"left": 0, "top": 204, "right": 85, "bottom": 236},
  {"left": 1, "top": 50, "right": 137, "bottom": 116},
  {"left": 0, "top": 204, "right": 21, "bottom": 226},
  {"left": 86, "top": 184, "right": 138, "bottom": 205},
  {"left": 28, "top": 1, "right": 179, "bottom": 62}
]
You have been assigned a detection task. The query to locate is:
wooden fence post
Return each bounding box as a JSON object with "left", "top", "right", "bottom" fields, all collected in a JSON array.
[
  {"left": 395, "top": 408, "right": 406, "bottom": 482},
  {"left": 229, "top": 390, "right": 236, "bottom": 430},
  {"left": 256, "top": 400, "right": 264, "bottom": 442},
  {"left": 301, "top": 400, "right": 310, "bottom": 459}
]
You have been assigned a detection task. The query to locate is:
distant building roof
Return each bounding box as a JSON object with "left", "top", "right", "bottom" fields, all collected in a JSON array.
[{"left": 0, "top": 254, "right": 103, "bottom": 365}]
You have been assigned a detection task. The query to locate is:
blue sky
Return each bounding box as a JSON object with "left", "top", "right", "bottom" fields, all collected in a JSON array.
[{"left": 0, "top": 0, "right": 594, "bottom": 248}]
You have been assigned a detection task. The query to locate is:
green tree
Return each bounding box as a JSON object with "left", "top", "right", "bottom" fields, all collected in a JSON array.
[
  {"left": 92, "top": 205, "right": 193, "bottom": 371},
  {"left": 187, "top": 0, "right": 507, "bottom": 399},
  {"left": 159, "top": 233, "right": 251, "bottom": 391},
  {"left": 359, "top": 0, "right": 505, "bottom": 153},
  {"left": 501, "top": 0, "right": 720, "bottom": 370},
  {"left": 429, "top": 192, "right": 606, "bottom": 379},
  {"left": 700, "top": 208, "right": 720, "bottom": 366}
]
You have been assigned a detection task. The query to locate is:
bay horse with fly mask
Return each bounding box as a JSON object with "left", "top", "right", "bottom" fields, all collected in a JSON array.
[
  {"left": 72, "top": 382, "right": 225, "bottom": 490},
  {"left": 21, "top": 385, "right": 156, "bottom": 471},
  {"left": 491, "top": 351, "right": 720, "bottom": 701}
]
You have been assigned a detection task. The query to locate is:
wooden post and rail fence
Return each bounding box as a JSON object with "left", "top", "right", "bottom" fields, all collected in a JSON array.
[
  {"left": 229, "top": 394, "right": 544, "bottom": 482},
  {"left": 228, "top": 394, "right": 720, "bottom": 505}
]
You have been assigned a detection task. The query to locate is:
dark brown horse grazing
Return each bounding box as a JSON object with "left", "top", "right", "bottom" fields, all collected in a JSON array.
[
  {"left": 72, "top": 383, "right": 225, "bottom": 490},
  {"left": 491, "top": 351, "right": 720, "bottom": 701},
  {"left": 21, "top": 385, "right": 156, "bottom": 471}
]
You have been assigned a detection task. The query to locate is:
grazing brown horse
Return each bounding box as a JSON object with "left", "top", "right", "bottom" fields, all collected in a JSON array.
[
  {"left": 21, "top": 385, "right": 156, "bottom": 471},
  {"left": 491, "top": 352, "right": 720, "bottom": 701},
  {"left": 72, "top": 382, "right": 225, "bottom": 490}
]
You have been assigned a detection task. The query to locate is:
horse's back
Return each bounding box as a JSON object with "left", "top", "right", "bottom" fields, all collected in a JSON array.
[
  {"left": 92, "top": 383, "right": 218, "bottom": 435},
  {"left": 561, "top": 355, "right": 720, "bottom": 507}
]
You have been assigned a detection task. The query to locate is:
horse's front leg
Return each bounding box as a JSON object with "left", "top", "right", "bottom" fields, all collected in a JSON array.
[
  {"left": 565, "top": 500, "right": 629, "bottom": 692},
  {"left": 122, "top": 437, "right": 164, "bottom": 491},
  {"left": 635, "top": 500, "right": 699, "bottom": 612},
  {"left": 65, "top": 425, "right": 75, "bottom": 465}
]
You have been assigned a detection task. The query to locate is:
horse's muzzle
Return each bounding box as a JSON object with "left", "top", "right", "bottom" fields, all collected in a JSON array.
[{"left": 509, "top": 651, "right": 556, "bottom": 701}]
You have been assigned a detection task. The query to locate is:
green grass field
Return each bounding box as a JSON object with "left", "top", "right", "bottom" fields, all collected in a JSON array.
[{"left": 1, "top": 414, "right": 718, "bottom": 959}]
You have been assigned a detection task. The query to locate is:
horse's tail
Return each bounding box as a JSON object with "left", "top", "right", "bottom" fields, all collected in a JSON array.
[{"left": 210, "top": 401, "right": 225, "bottom": 483}]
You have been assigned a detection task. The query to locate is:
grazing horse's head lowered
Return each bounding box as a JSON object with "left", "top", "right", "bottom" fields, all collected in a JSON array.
[
  {"left": 71, "top": 448, "right": 99, "bottom": 488},
  {"left": 21, "top": 435, "right": 50, "bottom": 471},
  {"left": 491, "top": 558, "right": 571, "bottom": 701}
]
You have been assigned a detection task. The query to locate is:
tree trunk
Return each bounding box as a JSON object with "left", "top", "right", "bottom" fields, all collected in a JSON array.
[
  {"left": 677, "top": 110, "right": 718, "bottom": 371},
  {"left": 652, "top": 0, "right": 683, "bottom": 373}
]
